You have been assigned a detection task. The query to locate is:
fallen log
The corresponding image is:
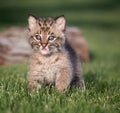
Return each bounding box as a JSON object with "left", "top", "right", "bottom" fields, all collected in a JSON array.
[{"left": 0, "top": 26, "right": 89, "bottom": 65}]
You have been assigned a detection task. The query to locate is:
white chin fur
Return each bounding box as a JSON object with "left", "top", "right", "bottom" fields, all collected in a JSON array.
[
  {"left": 40, "top": 49, "right": 50, "bottom": 55},
  {"left": 39, "top": 47, "right": 50, "bottom": 55}
]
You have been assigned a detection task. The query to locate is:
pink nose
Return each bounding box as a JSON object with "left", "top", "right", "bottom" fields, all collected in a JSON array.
[{"left": 42, "top": 43, "right": 47, "bottom": 48}]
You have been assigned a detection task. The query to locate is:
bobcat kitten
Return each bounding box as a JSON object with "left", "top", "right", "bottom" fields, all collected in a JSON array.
[{"left": 27, "top": 15, "right": 84, "bottom": 91}]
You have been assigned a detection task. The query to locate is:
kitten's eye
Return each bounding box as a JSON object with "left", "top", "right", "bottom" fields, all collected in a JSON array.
[
  {"left": 35, "top": 34, "right": 41, "bottom": 40},
  {"left": 48, "top": 36, "right": 54, "bottom": 41}
]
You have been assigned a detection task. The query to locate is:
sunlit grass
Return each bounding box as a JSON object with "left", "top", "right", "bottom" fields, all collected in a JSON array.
[
  {"left": 0, "top": 0, "right": 120, "bottom": 113},
  {"left": 0, "top": 27, "right": 120, "bottom": 113}
]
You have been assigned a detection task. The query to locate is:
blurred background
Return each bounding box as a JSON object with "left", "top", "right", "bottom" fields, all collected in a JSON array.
[
  {"left": 0, "top": 0, "right": 120, "bottom": 28},
  {"left": 0, "top": 0, "right": 120, "bottom": 66}
]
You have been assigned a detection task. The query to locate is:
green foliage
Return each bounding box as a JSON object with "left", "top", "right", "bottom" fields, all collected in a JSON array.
[{"left": 0, "top": 0, "right": 120, "bottom": 113}]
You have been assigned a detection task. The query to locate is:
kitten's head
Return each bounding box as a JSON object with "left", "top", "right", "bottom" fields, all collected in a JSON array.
[{"left": 28, "top": 15, "right": 66, "bottom": 56}]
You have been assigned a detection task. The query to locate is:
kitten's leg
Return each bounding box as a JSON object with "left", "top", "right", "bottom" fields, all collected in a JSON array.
[
  {"left": 74, "top": 62, "right": 85, "bottom": 89},
  {"left": 55, "top": 69, "right": 72, "bottom": 91},
  {"left": 27, "top": 75, "right": 43, "bottom": 91},
  {"left": 28, "top": 77, "right": 35, "bottom": 90},
  {"left": 74, "top": 75, "right": 85, "bottom": 89}
]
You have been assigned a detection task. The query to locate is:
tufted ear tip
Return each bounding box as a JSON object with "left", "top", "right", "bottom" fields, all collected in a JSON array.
[
  {"left": 28, "top": 15, "right": 37, "bottom": 30},
  {"left": 55, "top": 15, "right": 65, "bottom": 19},
  {"left": 55, "top": 15, "right": 66, "bottom": 31}
]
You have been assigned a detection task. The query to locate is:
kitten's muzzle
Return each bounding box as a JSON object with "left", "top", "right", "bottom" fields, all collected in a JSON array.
[{"left": 41, "top": 43, "right": 47, "bottom": 49}]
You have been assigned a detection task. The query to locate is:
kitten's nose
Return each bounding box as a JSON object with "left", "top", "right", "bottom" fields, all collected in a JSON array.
[{"left": 42, "top": 43, "right": 47, "bottom": 48}]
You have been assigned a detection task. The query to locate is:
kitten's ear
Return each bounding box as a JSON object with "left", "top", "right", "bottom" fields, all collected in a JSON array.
[
  {"left": 55, "top": 15, "right": 66, "bottom": 31},
  {"left": 28, "top": 15, "right": 37, "bottom": 30}
]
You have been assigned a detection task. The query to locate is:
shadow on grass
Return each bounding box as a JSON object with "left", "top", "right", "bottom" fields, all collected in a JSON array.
[{"left": 1, "top": 7, "right": 120, "bottom": 29}]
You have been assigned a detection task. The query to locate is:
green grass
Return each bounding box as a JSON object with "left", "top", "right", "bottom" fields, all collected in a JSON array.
[
  {"left": 0, "top": 27, "right": 119, "bottom": 113},
  {"left": 0, "top": 0, "right": 120, "bottom": 113}
]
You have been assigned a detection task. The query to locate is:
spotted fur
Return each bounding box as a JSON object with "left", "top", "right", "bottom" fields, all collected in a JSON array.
[{"left": 27, "top": 15, "right": 84, "bottom": 91}]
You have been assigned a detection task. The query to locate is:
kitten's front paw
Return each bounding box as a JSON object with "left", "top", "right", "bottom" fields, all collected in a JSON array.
[
  {"left": 77, "top": 80, "right": 85, "bottom": 90},
  {"left": 28, "top": 82, "right": 35, "bottom": 91},
  {"left": 28, "top": 80, "right": 42, "bottom": 91},
  {"left": 55, "top": 82, "right": 68, "bottom": 92}
]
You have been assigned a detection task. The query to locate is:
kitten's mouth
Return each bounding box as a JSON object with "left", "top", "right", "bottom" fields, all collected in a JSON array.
[
  {"left": 39, "top": 46, "right": 50, "bottom": 55},
  {"left": 39, "top": 45, "right": 58, "bottom": 56},
  {"left": 40, "top": 47, "right": 48, "bottom": 51},
  {"left": 41, "top": 47, "right": 47, "bottom": 50}
]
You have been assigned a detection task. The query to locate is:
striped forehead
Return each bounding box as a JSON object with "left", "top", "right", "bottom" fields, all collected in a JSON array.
[
  {"left": 38, "top": 18, "right": 55, "bottom": 33},
  {"left": 39, "top": 18, "right": 54, "bottom": 27}
]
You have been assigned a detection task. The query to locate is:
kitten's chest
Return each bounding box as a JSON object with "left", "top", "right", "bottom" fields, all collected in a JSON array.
[
  {"left": 37, "top": 55, "right": 61, "bottom": 83},
  {"left": 40, "top": 63, "right": 59, "bottom": 82}
]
